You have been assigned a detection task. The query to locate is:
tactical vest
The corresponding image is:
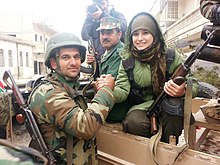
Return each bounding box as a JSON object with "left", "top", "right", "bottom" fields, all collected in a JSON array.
[{"left": 122, "top": 49, "right": 175, "bottom": 106}]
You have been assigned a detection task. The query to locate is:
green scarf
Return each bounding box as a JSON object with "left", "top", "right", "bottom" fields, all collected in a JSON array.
[
  {"left": 131, "top": 40, "right": 166, "bottom": 96},
  {"left": 121, "top": 12, "right": 167, "bottom": 96}
]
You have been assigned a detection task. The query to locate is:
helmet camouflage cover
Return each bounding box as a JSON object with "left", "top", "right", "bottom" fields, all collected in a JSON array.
[{"left": 45, "top": 32, "right": 86, "bottom": 69}]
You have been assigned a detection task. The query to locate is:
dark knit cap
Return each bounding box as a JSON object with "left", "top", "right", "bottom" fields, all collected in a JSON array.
[{"left": 131, "top": 14, "right": 157, "bottom": 37}]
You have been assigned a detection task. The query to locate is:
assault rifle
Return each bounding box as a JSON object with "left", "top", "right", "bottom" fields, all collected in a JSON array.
[
  {"left": 80, "top": 37, "right": 97, "bottom": 75},
  {"left": 87, "top": 36, "right": 97, "bottom": 78},
  {"left": 146, "top": 30, "right": 216, "bottom": 134},
  {"left": 3, "top": 70, "right": 56, "bottom": 165},
  {"left": 82, "top": 37, "right": 97, "bottom": 99}
]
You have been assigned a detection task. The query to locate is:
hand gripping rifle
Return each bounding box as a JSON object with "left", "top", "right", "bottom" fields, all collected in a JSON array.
[
  {"left": 3, "top": 70, "right": 56, "bottom": 165},
  {"left": 146, "top": 30, "right": 216, "bottom": 134}
]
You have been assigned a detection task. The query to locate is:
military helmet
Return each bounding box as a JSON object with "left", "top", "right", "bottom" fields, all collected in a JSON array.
[{"left": 45, "top": 32, "right": 86, "bottom": 68}]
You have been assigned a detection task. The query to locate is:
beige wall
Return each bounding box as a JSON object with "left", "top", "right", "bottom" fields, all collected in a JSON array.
[{"left": 0, "top": 38, "right": 34, "bottom": 80}]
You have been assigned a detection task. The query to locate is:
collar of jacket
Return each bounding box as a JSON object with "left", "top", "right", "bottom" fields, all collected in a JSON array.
[
  {"left": 51, "top": 72, "right": 80, "bottom": 89},
  {"left": 101, "top": 41, "right": 124, "bottom": 63}
]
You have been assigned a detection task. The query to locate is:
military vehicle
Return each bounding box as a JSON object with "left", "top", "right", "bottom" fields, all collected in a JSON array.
[
  {"left": 2, "top": 25, "right": 220, "bottom": 165},
  {"left": 5, "top": 55, "right": 219, "bottom": 165},
  {"left": 2, "top": 69, "right": 220, "bottom": 165}
]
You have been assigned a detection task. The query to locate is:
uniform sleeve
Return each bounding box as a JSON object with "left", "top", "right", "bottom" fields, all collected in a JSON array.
[
  {"left": 113, "top": 61, "right": 131, "bottom": 103},
  {"left": 29, "top": 84, "right": 115, "bottom": 140},
  {"left": 81, "top": 17, "right": 96, "bottom": 41},
  {"left": 200, "top": 0, "right": 219, "bottom": 21}
]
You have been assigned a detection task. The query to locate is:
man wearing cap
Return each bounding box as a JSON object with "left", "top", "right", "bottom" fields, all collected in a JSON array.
[
  {"left": 81, "top": 0, "right": 127, "bottom": 62},
  {"left": 87, "top": 17, "right": 129, "bottom": 123}
]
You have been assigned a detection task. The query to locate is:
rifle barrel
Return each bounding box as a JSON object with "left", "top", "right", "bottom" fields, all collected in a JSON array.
[{"left": 146, "top": 29, "right": 215, "bottom": 119}]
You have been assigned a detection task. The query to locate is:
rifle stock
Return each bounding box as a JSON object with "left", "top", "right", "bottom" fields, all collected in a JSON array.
[
  {"left": 3, "top": 70, "right": 56, "bottom": 165},
  {"left": 146, "top": 30, "right": 216, "bottom": 122}
]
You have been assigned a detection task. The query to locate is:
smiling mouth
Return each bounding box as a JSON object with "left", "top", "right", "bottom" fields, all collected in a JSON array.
[{"left": 69, "top": 68, "right": 78, "bottom": 71}]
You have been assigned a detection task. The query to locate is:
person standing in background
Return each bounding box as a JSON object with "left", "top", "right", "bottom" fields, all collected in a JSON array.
[{"left": 81, "top": 0, "right": 127, "bottom": 63}]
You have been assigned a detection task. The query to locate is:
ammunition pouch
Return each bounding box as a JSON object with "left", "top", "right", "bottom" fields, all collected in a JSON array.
[
  {"left": 160, "top": 97, "right": 184, "bottom": 117},
  {"left": 201, "top": 25, "right": 220, "bottom": 46}
]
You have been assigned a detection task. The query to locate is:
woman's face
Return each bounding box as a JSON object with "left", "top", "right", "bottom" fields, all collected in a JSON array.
[{"left": 132, "top": 29, "right": 154, "bottom": 50}]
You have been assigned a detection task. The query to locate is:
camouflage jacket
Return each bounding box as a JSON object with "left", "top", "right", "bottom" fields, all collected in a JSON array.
[
  {"left": 28, "top": 72, "right": 114, "bottom": 164},
  {"left": 200, "top": 0, "right": 220, "bottom": 22},
  {"left": 0, "top": 139, "right": 47, "bottom": 165}
]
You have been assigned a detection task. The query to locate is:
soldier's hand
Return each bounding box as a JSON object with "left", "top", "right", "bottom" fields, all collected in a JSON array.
[
  {"left": 86, "top": 52, "right": 95, "bottom": 64},
  {"left": 96, "top": 74, "right": 115, "bottom": 90},
  {"left": 164, "top": 79, "right": 186, "bottom": 97}
]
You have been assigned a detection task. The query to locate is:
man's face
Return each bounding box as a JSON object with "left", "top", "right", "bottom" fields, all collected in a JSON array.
[
  {"left": 50, "top": 47, "right": 81, "bottom": 79},
  {"left": 100, "top": 29, "right": 122, "bottom": 50}
]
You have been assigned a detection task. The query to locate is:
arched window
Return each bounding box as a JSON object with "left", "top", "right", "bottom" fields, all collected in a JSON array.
[
  {"left": 0, "top": 49, "right": 5, "bottom": 67},
  {"left": 19, "top": 51, "right": 23, "bottom": 67},
  {"left": 8, "top": 50, "right": 13, "bottom": 67},
  {"left": 26, "top": 52, "right": 29, "bottom": 67}
]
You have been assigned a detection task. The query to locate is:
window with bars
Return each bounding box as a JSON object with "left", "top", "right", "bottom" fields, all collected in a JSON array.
[
  {"left": 8, "top": 50, "right": 13, "bottom": 67},
  {"left": 26, "top": 52, "right": 29, "bottom": 67},
  {"left": 167, "top": 0, "right": 178, "bottom": 19},
  {"left": 0, "top": 49, "right": 5, "bottom": 67},
  {"left": 19, "top": 51, "right": 23, "bottom": 67},
  {"left": 35, "top": 34, "right": 38, "bottom": 42}
]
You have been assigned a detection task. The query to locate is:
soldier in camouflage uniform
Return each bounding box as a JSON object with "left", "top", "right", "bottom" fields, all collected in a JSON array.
[
  {"left": 200, "top": 0, "right": 220, "bottom": 24},
  {"left": 81, "top": 0, "right": 127, "bottom": 62},
  {"left": 28, "top": 32, "right": 115, "bottom": 164},
  {"left": 0, "top": 139, "right": 47, "bottom": 165},
  {"left": 0, "top": 92, "right": 47, "bottom": 165}
]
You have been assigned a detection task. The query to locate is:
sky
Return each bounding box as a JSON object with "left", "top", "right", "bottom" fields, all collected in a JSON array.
[{"left": 0, "top": 0, "right": 159, "bottom": 38}]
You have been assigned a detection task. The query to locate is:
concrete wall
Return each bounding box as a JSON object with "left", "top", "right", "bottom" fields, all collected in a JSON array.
[{"left": 0, "top": 37, "right": 34, "bottom": 80}]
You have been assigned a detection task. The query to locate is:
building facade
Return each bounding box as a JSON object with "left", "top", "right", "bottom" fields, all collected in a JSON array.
[
  {"left": 0, "top": 11, "right": 57, "bottom": 80},
  {"left": 0, "top": 34, "right": 33, "bottom": 80},
  {"left": 153, "top": 0, "right": 220, "bottom": 74},
  {"left": 154, "top": 0, "right": 204, "bottom": 52}
]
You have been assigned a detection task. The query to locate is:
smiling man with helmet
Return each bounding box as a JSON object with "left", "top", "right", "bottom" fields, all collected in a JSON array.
[{"left": 28, "top": 32, "right": 115, "bottom": 164}]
